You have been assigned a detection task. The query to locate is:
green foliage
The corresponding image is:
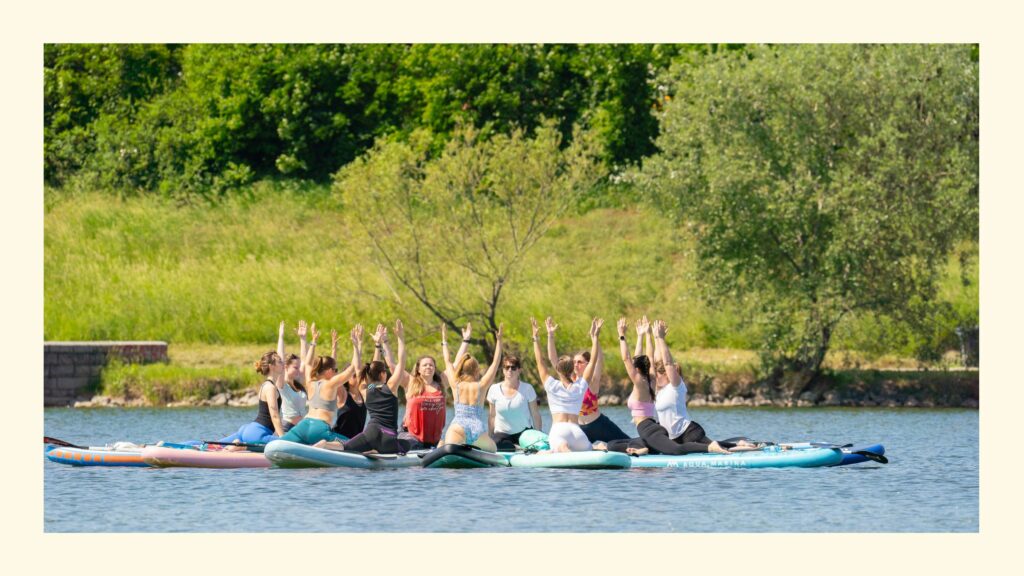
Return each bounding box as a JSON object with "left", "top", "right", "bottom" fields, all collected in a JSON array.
[
  {"left": 333, "top": 121, "right": 606, "bottom": 351},
  {"left": 639, "top": 45, "right": 978, "bottom": 390},
  {"left": 45, "top": 44, "right": 691, "bottom": 199},
  {"left": 99, "top": 359, "right": 252, "bottom": 404}
]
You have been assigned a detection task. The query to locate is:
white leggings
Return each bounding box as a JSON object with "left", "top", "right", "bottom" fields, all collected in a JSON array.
[{"left": 548, "top": 422, "right": 592, "bottom": 451}]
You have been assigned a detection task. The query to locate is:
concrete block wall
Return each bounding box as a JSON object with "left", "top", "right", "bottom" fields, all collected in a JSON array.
[{"left": 44, "top": 342, "right": 168, "bottom": 406}]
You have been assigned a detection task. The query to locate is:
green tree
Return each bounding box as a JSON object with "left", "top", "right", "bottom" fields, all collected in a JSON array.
[
  {"left": 639, "top": 44, "right": 978, "bottom": 395},
  {"left": 334, "top": 120, "right": 605, "bottom": 354}
]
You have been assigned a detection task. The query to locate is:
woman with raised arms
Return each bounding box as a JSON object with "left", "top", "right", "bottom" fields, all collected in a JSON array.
[
  {"left": 441, "top": 323, "right": 503, "bottom": 452},
  {"left": 544, "top": 317, "right": 629, "bottom": 443},
  {"left": 279, "top": 324, "right": 361, "bottom": 448},
  {"left": 599, "top": 319, "right": 750, "bottom": 455},
  {"left": 533, "top": 317, "right": 603, "bottom": 452},
  {"left": 332, "top": 319, "right": 411, "bottom": 454}
]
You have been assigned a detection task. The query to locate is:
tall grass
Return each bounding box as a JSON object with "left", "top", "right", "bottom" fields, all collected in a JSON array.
[{"left": 46, "top": 183, "right": 977, "bottom": 385}]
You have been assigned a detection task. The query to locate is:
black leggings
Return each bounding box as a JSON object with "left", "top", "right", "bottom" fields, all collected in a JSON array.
[
  {"left": 492, "top": 429, "right": 530, "bottom": 451},
  {"left": 606, "top": 419, "right": 736, "bottom": 455},
  {"left": 580, "top": 413, "right": 630, "bottom": 442},
  {"left": 344, "top": 421, "right": 412, "bottom": 455}
]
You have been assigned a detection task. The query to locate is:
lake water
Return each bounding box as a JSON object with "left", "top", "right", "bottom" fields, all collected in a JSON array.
[{"left": 43, "top": 406, "right": 978, "bottom": 532}]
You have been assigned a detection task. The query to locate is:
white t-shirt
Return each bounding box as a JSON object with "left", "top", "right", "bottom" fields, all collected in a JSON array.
[
  {"left": 655, "top": 380, "right": 691, "bottom": 439},
  {"left": 544, "top": 376, "right": 588, "bottom": 415},
  {"left": 279, "top": 382, "right": 307, "bottom": 422},
  {"left": 487, "top": 381, "right": 537, "bottom": 434}
]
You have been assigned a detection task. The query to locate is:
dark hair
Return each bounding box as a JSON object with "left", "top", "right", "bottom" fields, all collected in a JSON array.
[
  {"left": 576, "top": 350, "right": 591, "bottom": 362},
  {"left": 254, "top": 351, "right": 281, "bottom": 376},
  {"left": 360, "top": 360, "right": 390, "bottom": 384},
  {"left": 284, "top": 354, "right": 304, "bottom": 392},
  {"left": 310, "top": 355, "right": 337, "bottom": 380},
  {"left": 633, "top": 355, "right": 655, "bottom": 398},
  {"left": 504, "top": 355, "right": 521, "bottom": 370}
]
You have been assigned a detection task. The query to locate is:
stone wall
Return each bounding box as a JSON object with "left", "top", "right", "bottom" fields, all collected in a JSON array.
[{"left": 43, "top": 342, "right": 168, "bottom": 406}]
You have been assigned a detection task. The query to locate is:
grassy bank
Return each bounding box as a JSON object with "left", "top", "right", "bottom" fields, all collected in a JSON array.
[{"left": 48, "top": 183, "right": 977, "bottom": 404}]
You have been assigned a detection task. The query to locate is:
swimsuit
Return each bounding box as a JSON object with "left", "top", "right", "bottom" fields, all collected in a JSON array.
[{"left": 451, "top": 381, "right": 487, "bottom": 445}]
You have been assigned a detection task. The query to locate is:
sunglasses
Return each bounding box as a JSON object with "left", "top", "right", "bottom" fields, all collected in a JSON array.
[{"left": 503, "top": 365, "right": 520, "bottom": 370}]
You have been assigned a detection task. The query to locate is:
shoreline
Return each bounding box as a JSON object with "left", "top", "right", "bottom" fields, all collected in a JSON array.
[{"left": 69, "top": 369, "right": 979, "bottom": 409}]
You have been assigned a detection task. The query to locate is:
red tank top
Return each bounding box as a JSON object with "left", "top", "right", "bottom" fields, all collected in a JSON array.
[
  {"left": 579, "top": 388, "right": 599, "bottom": 417},
  {"left": 403, "top": 387, "right": 446, "bottom": 445}
]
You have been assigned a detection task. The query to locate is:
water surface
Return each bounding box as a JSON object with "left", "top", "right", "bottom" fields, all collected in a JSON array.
[{"left": 43, "top": 406, "right": 977, "bottom": 532}]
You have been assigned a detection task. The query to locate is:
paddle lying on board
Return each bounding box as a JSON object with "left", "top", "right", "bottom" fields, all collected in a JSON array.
[
  {"left": 201, "top": 440, "right": 267, "bottom": 453},
  {"left": 803, "top": 442, "right": 888, "bottom": 464},
  {"left": 44, "top": 436, "right": 86, "bottom": 449}
]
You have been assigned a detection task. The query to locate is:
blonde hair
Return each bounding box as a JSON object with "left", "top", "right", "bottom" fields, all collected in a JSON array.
[{"left": 453, "top": 355, "right": 480, "bottom": 383}]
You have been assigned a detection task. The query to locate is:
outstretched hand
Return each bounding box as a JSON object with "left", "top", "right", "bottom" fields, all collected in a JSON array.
[
  {"left": 331, "top": 329, "right": 339, "bottom": 348},
  {"left": 545, "top": 317, "right": 558, "bottom": 334},
  {"left": 310, "top": 323, "right": 320, "bottom": 344},
  {"left": 654, "top": 319, "right": 667, "bottom": 339},
  {"left": 296, "top": 320, "right": 308, "bottom": 339},
  {"left": 462, "top": 322, "right": 472, "bottom": 341},
  {"left": 441, "top": 323, "right": 448, "bottom": 344},
  {"left": 590, "top": 317, "right": 604, "bottom": 341},
  {"left": 618, "top": 317, "right": 628, "bottom": 337},
  {"left": 394, "top": 319, "right": 404, "bottom": 340},
  {"left": 641, "top": 315, "right": 652, "bottom": 335},
  {"left": 279, "top": 321, "right": 286, "bottom": 338},
  {"left": 530, "top": 318, "right": 540, "bottom": 340}
]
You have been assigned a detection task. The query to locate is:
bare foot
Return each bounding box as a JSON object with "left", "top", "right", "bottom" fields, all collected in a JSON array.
[
  {"left": 626, "top": 447, "right": 649, "bottom": 456},
  {"left": 591, "top": 441, "right": 608, "bottom": 451},
  {"left": 708, "top": 441, "right": 730, "bottom": 454}
]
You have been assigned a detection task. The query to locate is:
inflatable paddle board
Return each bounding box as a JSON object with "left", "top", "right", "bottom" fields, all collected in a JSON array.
[{"left": 264, "top": 440, "right": 426, "bottom": 469}]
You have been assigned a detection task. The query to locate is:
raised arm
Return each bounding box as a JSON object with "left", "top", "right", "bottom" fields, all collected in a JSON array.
[
  {"left": 643, "top": 315, "right": 655, "bottom": 365},
  {"left": 480, "top": 324, "right": 504, "bottom": 388},
  {"left": 296, "top": 320, "right": 308, "bottom": 372},
  {"left": 531, "top": 318, "right": 551, "bottom": 383},
  {"left": 581, "top": 318, "right": 603, "bottom": 383},
  {"left": 385, "top": 319, "right": 407, "bottom": 393},
  {"left": 545, "top": 317, "right": 559, "bottom": 369},
  {"left": 588, "top": 344, "right": 604, "bottom": 394},
  {"left": 441, "top": 323, "right": 457, "bottom": 384},
  {"left": 633, "top": 318, "right": 645, "bottom": 358},
  {"left": 328, "top": 325, "right": 362, "bottom": 386},
  {"left": 303, "top": 323, "right": 320, "bottom": 384},
  {"left": 617, "top": 317, "right": 640, "bottom": 384},
  {"left": 454, "top": 323, "right": 472, "bottom": 367},
  {"left": 277, "top": 321, "right": 286, "bottom": 359},
  {"left": 654, "top": 320, "right": 682, "bottom": 386},
  {"left": 330, "top": 329, "right": 339, "bottom": 361}
]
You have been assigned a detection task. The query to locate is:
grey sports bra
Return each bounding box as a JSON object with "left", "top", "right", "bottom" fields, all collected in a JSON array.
[{"left": 309, "top": 380, "right": 338, "bottom": 425}]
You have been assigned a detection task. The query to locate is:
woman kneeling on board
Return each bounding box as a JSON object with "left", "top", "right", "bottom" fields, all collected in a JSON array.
[
  {"left": 533, "top": 317, "right": 603, "bottom": 452},
  {"left": 218, "top": 351, "right": 286, "bottom": 445},
  {"left": 398, "top": 323, "right": 460, "bottom": 450},
  {"left": 487, "top": 353, "right": 543, "bottom": 451},
  {"left": 598, "top": 319, "right": 751, "bottom": 455},
  {"left": 332, "top": 320, "right": 411, "bottom": 454},
  {"left": 441, "top": 323, "right": 504, "bottom": 452},
  {"left": 279, "top": 324, "right": 361, "bottom": 448}
]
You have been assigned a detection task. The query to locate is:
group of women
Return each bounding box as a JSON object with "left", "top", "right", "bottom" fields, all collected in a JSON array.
[{"left": 218, "top": 316, "right": 754, "bottom": 457}]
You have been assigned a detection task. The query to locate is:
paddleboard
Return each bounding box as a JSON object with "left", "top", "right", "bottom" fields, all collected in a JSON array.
[
  {"left": 46, "top": 444, "right": 149, "bottom": 467},
  {"left": 505, "top": 450, "right": 632, "bottom": 469},
  {"left": 264, "top": 440, "right": 426, "bottom": 469},
  {"left": 421, "top": 444, "right": 509, "bottom": 468},
  {"left": 630, "top": 446, "right": 843, "bottom": 469},
  {"left": 141, "top": 445, "right": 270, "bottom": 468}
]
